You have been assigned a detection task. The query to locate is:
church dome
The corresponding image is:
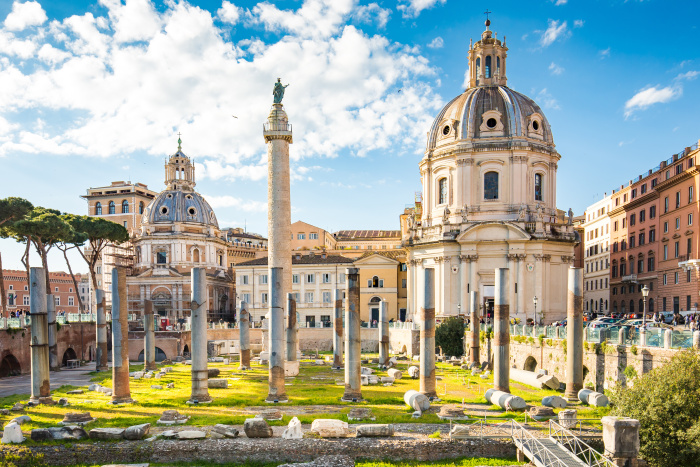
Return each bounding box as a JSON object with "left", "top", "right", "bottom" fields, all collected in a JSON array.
[
  {"left": 142, "top": 190, "right": 219, "bottom": 228},
  {"left": 426, "top": 85, "right": 554, "bottom": 152}
]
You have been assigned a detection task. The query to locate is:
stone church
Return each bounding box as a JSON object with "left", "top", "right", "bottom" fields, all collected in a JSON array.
[{"left": 404, "top": 19, "right": 577, "bottom": 324}]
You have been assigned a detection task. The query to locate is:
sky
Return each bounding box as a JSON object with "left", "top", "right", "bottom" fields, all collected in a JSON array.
[{"left": 0, "top": 0, "right": 699, "bottom": 273}]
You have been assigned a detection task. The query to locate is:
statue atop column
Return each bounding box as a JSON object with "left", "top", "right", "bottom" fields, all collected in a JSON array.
[{"left": 273, "top": 78, "right": 289, "bottom": 104}]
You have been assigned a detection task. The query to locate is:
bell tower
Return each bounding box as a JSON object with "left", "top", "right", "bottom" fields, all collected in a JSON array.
[
  {"left": 164, "top": 135, "right": 196, "bottom": 191},
  {"left": 467, "top": 14, "right": 508, "bottom": 88}
]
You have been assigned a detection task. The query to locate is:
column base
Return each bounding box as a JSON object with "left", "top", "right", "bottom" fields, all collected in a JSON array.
[
  {"left": 420, "top": 391, "right": 439, "bottom": 401},
  {"left": 145, "top": 363, "right": 157, "bottom": 371},
  {"left": 29, "top": 396, "right": 56, "bottom": 405},
  {"left": 341, "top": 394, "right": 363, "bottom": 403},
  {"left": 96, "top": 366, "right": 109, "bottom": 371},
  {"left": 238, "top": 365, "right": 250, "bottom": 371},
  {"left": 110, "top": 397, "right": 136, "bottom": 405},
  {"left": 265, "top": 394, "right": 289, "bottom": 403},
  {"left": 186, "top": 397, "right": 213, "bottom": 405},
  {"left": 332, "top": 366, "right": 343, "bottom": 371}
]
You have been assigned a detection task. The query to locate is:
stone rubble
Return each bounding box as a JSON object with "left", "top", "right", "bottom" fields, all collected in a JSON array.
[
  {"left": 157, "top": 410, "right": 189, "bottom": 425},
  {"left": 311, "top": 419, "right": 349, "bottom": 438},
  {"left": 244, "top": 417, "right": 273, "bottom": 438},
  {"left": 282, "top": 417, "right": 303, "bottom": 439},
  {"left": 124, "top": 423, "right": 151, "bottom": 441},
  {"left": 60, "top": 412, "right": 95, "bottom": 426},
  {"left": 347, "top": 408, "right": 375, "bottom": 421},
  {"left": 1, "top": 422, "right": 25, "bottom": 444}
]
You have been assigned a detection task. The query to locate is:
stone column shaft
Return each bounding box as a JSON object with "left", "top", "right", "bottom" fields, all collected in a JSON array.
[
  {"left": 111, "top": 267, "right": 133, "bottom": 404},
  {"left": 144, "top": 299, "right": 156, "bottom": 371},
  {"left": 342, "top": 268, "right": 362, "bottom": 401},
  {"left": 493, "top": 268, "right": 510, "bottom": 393},
  {"left": 267, "top": 267, "right": 287, "bottom": 402},
  {"left": 333, "top": 289, "right": 343, "bottom": 369},
  {"left": 29, "top": 267, "right": 52, "bottom": 403},
  {"left": 47, "top": 294, "right": 59, "bottom": 371},
  {"left": 95, "top": 289, "right": 108, "bottom": 371},
  {"left": 420, "top": 268, "right": 437, "bottom": 399},
  {"left": 189, "top": 267, "right": 211, "bottom": 403},
  {"left": 239, "top": 301, "right": 250, "bottom": 370},
  {"left": 469, "top": 290, "right": 480, "bottom": 365},
  {"left": 566, "top": 267, "right": 584, "bottom": 400},
  {"left": 379, "top": 299, "right": 389, "bottom": 366},
  {"left": 286, "top": 293, "right": 297, "bottom": 361}
]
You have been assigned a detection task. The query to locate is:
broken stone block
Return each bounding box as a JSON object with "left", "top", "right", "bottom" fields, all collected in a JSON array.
[
  {"left": 437, "top": 405, "right": 467, "bottom": 420},
  {"left": 347, "top": 408, "right": 375, "bottom": 421},
  {"left": 484, "top": 389, "right": 527, "bottom": 411},
  {"left": 379, "top": 376, "right": 394, "bottom": 384},
  {"left": 1, "top": 422, "right": 25, "bottom": 444},
  {"left": 408, "top": 366, "right": 419, "bottom": 378},
  {"left": 39, "top": 426, "right": 88, "bottom": 441},
  {"left": 10, "top": 416, "right": 31, "bottom": 425},
  {"left": 66, "top": 389, "right": 84, "bottom": 395},
  {"left": 542, "top": 395, "right": 568, "bottom": 409},
  {"left": 361, "top": 367, "right": 374, "bottom": 375},
  {"left": 60, "top": 412, "right": 95, "bottom": 426},
  {"left": 529, "top": 406, "right": 556, "bottom": 421},
  {"left": 355, "top": 424, "right": 394, "bottom": 437},
  {"left": 124, "top": 423, "right": 151, "bottom": 440},
  {"left": 578, "top": 389, "right": 609, "bottom": 407},
  {"left": 157, "top": 410, "right": 189, "bottom": 425},
  {"left": 208, "top": 368, "right": 220, "bottom": 378},
  {"left": 404, "top": 390, "right": 430, "bottom": 412},
  {"left": 261, "top": 409, "right": 283, "bottom": 421},
  {"left": 285, "top": 360, "right": 299, "bottom": 377},
  {"left": 212, "top": 424, "right": 239, "bottom": 438},
  {"left": 449, "top": 424, "right": 470, "bottom": 439},
  {"left": 558, "top": 409, "right": 578, "bottom": 429},
  {"left": 282, "top": 417, "right": 303, "bottom": 439},
  {"left": 89, "top": 428, "right": 125, "bottom": 440},
  {"left": 166, "top": 382, "right": 174, "bottom": 389},
  {"left": 277, "top": 455, "right": 355, "bottom": 467},
  {"left": 207, "top": 379, "right": 227, "bottom": 389},
  {"left": 471, "top": 368, "right": 482, "bottom": 376},
  {"left": 244, "top": 417, "right": 273, "bottom": 438},
  {"left": 387, "top": 369, "right": 403, "bottom": 380},
  {"left": 58, "top": 398, "right": 69, "bottom": 406},
  {"left": 175, "top": 430, "right": 206, "bottom": 440},
  {"left": 310, "top": 419, "right": 349, "bottom": 438},
  {"left": 150, "top": 385, "right": 163, "bottom": 390},
  {"left": 10, "top": 403, "right": 24, "bottom": 411}
]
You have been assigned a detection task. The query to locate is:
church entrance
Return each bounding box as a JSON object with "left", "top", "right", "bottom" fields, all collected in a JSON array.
[
  {"left": 484, "top": 298, "right": 494, "bottom": 322},
  {"left": 370, "top": 308, "right": 379, "bottom": 327}
]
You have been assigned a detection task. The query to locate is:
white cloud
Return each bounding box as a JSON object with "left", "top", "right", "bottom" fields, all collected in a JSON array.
[
  {"left": 248, "top": 0, "right": 356, "bottom": 39},
  {"left": 0, "top": 30, "right": 38, "bottom": 59},
  {"left": 4, "top": 1, "right": 47, "bottom": 31},
  {"left": 624, "top": 85, "right": 679, "bottom": 118},
  {"left": 100, "top": 0, "right": 162, "bottom": 43},
  {"left": 677, "top": 70, "right": 699, "bottom": 81},
  {"left": 427, "top": 36, "right": 443, "bottom": 49},
  {"left": 397, "top": 0, "right": 446, "bottom": 19},
  {"left": 574, "top": 19, "right": 584, "bottom": 28},
  {"left": 352, "top": 3, "right": 391, "bottom": 29},
  {"left": 537, "top": 88, "right": 560, "bottom": 110},
  {"left": 202, "top": 194, "right": 267, "bottom": 212},
  {"left": 218, "top": 1, "right": 243, "bottom": 25},
  {"left": 549, "top": 62, "right": 564, "bottom": 75},
  {"left": 599, "top": 47, "right": 610, "bottom": 59},
  {"left": 553, "top": 0, "right": 567, "bottom": 5},
  {"left": 539, "top": 20, "right": 569, "bottom": 48}
]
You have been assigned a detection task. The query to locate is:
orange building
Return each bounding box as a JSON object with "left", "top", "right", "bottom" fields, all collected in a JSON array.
[{"left": 2, "top": 269, "right": 83, "bottom": 316}]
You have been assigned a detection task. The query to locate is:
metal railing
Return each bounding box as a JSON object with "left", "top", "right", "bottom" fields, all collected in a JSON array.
[
  {"left": 511, "top": 420, "right": 582, "bottom": 467},
  {"left": 263, "top": 122, "right": 292, "bottom": 132},
  {"left": 548, "top": 420, "right": 616, "bottom": 467}
]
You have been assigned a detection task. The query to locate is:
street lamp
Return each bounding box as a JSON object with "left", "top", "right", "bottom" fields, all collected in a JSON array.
[
  {"left": 641, "top": 285, "right": 649, "bottom": 328},
  {"left": 533, "top": 296, "right": 538, "bottom": 326}
]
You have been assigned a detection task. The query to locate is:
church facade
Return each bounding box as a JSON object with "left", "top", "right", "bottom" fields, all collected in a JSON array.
[{"left": 404, "top": 20, "right": 577, "bottom": 324}]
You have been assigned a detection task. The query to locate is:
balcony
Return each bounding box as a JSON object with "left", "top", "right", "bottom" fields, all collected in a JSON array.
[{"left": 621, "top": 274, "right": 637, "bottom": 283}]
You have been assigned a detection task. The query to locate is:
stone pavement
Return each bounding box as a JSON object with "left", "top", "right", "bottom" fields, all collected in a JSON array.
[{"left": 0, "top": 363, "right": 98, "bottom": 397}]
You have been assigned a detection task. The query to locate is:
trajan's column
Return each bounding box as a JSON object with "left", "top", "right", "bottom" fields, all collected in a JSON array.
[{"left": 264, "top": 78, "right": 293, "bottom": 403}]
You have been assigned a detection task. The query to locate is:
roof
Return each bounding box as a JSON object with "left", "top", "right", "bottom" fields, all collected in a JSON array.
[
  {"left": 228, "top": 232, "right": 266, "bottom": 240},
  {"left": 334, "top": 230, "right": 401, "bottom": 240},
  {"left": 357, "top": 251, "right": 405, "bottom": 260},
  {"left": 235, "top": 254, "right": 354, "bottom": 267}
]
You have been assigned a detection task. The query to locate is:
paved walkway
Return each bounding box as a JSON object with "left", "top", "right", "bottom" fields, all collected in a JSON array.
[{"left": 0, "top": 363, "right": 98, "bottom": 397}]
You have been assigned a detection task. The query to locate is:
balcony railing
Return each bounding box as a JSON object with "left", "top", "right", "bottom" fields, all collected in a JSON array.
[
  {"left": 263, "top": 122, "right": 292, "bottom": 132},
  {"left": 621, "top": 274, "right": 637, "bottom": 282}
]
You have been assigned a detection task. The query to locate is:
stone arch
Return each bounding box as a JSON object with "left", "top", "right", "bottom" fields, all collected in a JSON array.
[
  {"left": 137, "top": 347, "right": 167, "bottom": 362},
  {"left": 183, "top": 344, "right": 190, "bottom": 355},
  {"left": 523, "top": 355, "right": 537, "bottom": 372},
  {"left": 0, "top": 354, "right": 21, "bottom": 377},
  {"left": 62, "top": 348, "right": 77, "bottom": 367}
]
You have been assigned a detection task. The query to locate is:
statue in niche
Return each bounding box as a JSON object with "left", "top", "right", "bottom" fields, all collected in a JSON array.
[
  {"left": 518, "top": 204, "right": 527, "bottom": 221},
  {"left": 535, "top": 203, "right": 544, "bottom": 222},
  {"left": 443, "top": 206, "right": 451, "bottom": 224},
  {"left": 568, "top": 208, "right": 574, "bottom": 225},
  {"left": 273, "top": 78, "right": 289, "bottom": 104}
]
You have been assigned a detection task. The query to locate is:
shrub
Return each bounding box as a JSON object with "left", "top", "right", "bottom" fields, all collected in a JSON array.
[
  {"left": 435, "top": 317, "right": 465, "bottom": 357},
  {"left": 428, "top": 430, "right": 441, "bottom": 438},
  {"left": 630, "top": 345, "right": 638, "bottom": 355},
  {"left": 610, "top": 350, "right": 700, "bottom": 467},
  {"left": 537, "top": 334, "right": 545, "bottom": 347},
  {"left": 623, "top": 365, "right": 637, "bottom": 380},
  {"left": 526, "top": 336, "right": 535, "bottom": 345}
]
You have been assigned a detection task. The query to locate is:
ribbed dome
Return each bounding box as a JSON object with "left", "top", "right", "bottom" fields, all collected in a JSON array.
[
  {"left": 142, "top": 190, "right": 219, "bottom": 228},
  {"left": 426, "top": 85, "right": 554, "bottom": 152}
]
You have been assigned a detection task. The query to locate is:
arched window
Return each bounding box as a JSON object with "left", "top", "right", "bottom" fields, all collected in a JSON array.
[
  {"left": 484, "top": 172, "right": 499, "bottom": 200},
  {"left": 534, "top": 173, "right": 543, "bottom": 201},
  {"left": 485, "top": 56, "right": 492, "bottom": 78},
  {"left": 139, "top": 202, "right": 144, "bottom": 214},
  {"left": 121, "top": 200, "right": 129, "bottom": 214},
  {"left": 613, "top": 301, "right": 618, "bottom": 313},
  {"left": 621, "top": 301, "right": 626, "bottom": 314},
  {"left": 496, "top": 56, "right": 501, "bottom": 76},
  {"left": 649, "top": 298, "right": 654, "bottom": 313},
  {"left": 605, "top": 300, "right": 608, "bottom": 311},
  {"left": 192, "top": 249, "right": 200, "bottom": 263},
  {"left": 629, "top": 300, "right": 635, "bottom": 314},
  {"left": 438, "top": 178, "right": 447, "bottom": 204},
  {"left": 108, "top": 201, "right": 115, "bottom": 214},
  {"left": 95, "top": 202, "right": 102, "bottom": 215},
  {"left": 476, "top": 57, "right": 481, "bottom": 84},
  {"left": 639, "top": 299, "right": 644, "bottom": 314}
]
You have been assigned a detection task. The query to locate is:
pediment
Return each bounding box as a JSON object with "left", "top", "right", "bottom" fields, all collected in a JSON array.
[
  {"left": 456, "top": 222, "right": 531, "bottom": 242},
  {"left": 353, "top": 254, "right": 400, "bottom": 266}
]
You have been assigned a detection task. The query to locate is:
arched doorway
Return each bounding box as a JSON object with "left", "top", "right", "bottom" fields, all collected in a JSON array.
[
  {"left": 137, "top": 347, "right": 167, "bottom": 362},
  {"left": 523, "top": 356, "right": 537, "bottom": 372},
  {"left": 62, "top": 348, "right": 78, "bottom": 367},
  {"left": 0, "top": 354, "right": 21, "bottom": 377},
  {"left": 369, "top": 296, "right": 381, "bottom": 327}
]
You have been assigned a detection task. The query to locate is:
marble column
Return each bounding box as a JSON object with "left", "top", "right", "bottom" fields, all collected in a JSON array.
[
  {"left": 29, "top": 267, "right": 52, "bottom": 404},
  {"left": 239, "top": 301, "right": 250, "bottom": 370},
  {"left": 378, "top": 299, "right": 389, "bottom": 367},
  {"left": 566, "top": 267, "right": 584, "bottom": 401},
  {"left": 493, "top": 268, "right": 510, "bottom": 393},
  {"left": 111, "top": 267, "right": 134, "bottom": 404},
  {"left": 286, "top": 293, "right": 297, "bottom": 361},
  {"left": 460, "top": 257, "right": 469, "bottom": 317},
  {"left": 518, "top": 256, "right": 526, "bottom": 321},
  {"left": 469, "top": 290, "right": 480, "bottom": 366},
  {"left": 333, "top": 289, "right": 343, "bottom": 369},
  {"left": 95, "top": 289, "right": 108, "bottom": 371},
  {"left": 189, "top": 267, "right": 211, "bottom": 403},
  {"left": 47, "top": 294, "right": 59, "bottom": 371},
  {"left": 266, "top": 267, "right": 287, "bottom": 402},
  {"left": 342, "top": 268, "right": 361, "bottom": 402},
  {"left": 420, "top": 268, "right": 437, "bottom": 399},
  {"left": 144, "top": 299, "right": 156, "bottom": 371}
]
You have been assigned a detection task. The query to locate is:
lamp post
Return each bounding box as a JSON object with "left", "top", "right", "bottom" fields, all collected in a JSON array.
[
  {"left": 641, "top": 285, "right": 649, "bottom": 328},
  {"left": 533, "top": 296, "right": 538, "bottom": 326}
]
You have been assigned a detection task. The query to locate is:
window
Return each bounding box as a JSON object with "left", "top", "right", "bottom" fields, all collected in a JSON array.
[
  {"left": 322, "top": 273, "right": 331, "bottom": 283},
  {"left": 108, "top": 201, "right": 115, "bottom": 214},
  {"left": 631, "top": 188, "right": 637, "bottom": 199},
  {"left": 647, "top": 257, "right": 655, "bottom": 272},
  {"left": 676, "top": 164, "right": 683, "bottom": 175},
  {"left": 688, "top": 270, "right": 692, "bottom": 283},
  {"left": 663, "top": 274, "right": 667, "bottom": 285},
  {"left": 156, "top": 251, "right": 167, "bottom": 264},
  {"left": 402, "top": 278, "right": 407, "bottom": 288},
  {"left": 242, "top": 293, "right": 250, "bottom": 304},
  {"left": 69, "top": 288, "right": 73, "bottom": 293},
  {"left": 689, "top": 213, "right": 693, "bottom": 226},
  {"left": 306, "top": 274, "right": 315, "bottom": 283},
  {"left": 322, "top": 291, "right": 331, "bottom": 303},
  {"left": 639, "top": 209, "right": 645, "bottom": 222},
  {"left": 650, "top": 205, "right": 656, "bottom": 218},
  {"left": 676, "top": 217, "right": 681, "bottom": 229},
  {"left": 622, "top": 218, "right": 626, "bottom": 228},
  {"left": 23, "top": 295, "right": 30, "bottom": 306},
  {"left": 620, "top": 263, "right": 626, "bottom": 276},
  {"left": 339, "top": 273, "right": 346, "bottom": 284},
  {"left": 95, "top": 202, "right": 102, "bottom": 215},
  {"left": 663, "top": 222, "right": 668, "bottom": 233},
  {"left": 54, "top": 296, "right": 60, "bottom": 306},
  {"left": 484, "top": 172, "right": 499, "bottom": 199},
  {"left": 674, "top": 272, "right": 679, "bottom": 284},
  {"left": 400, "top": 263, "right": 407, "bottom": 271},
  {"left": 262, "top": 293, "right": 268, "bottom": 304},
  {"left": 122, "top": 200, "right": 129, "bottom": 213},
  {"left": 297, "top": 233, "right": 306, "bottom": 240},
  {"left": 260, "top": 274, "right": 268, "bottom": 285},
  {"left": 614, "top": 221, "right": 618, "bottom": 232},
  {"left": 630, "top": 214, "right": 635, "bottom": 226},
  {"left": 641, "top": 184, "right": 647, "bottom": 194},
  {"left": 123, "top": 221, "right": 128, "bottom": 229},
  {"left": 485, "top": 55, "right": 492, "bottom": 78},
  {"left": 690, "top": 186, "right": 694, "bottom": 203},
  {"left": 438, "top": 178, "right": 447, "bottom": 204},
  {"left": 688, "top": 237, "right": 692, "bottom": 257},
  {"left": 639, "top": 232, "right": 645, "bottom": 245},
  {"left": 305, "top": 292, "right": 314, "bottom": 303},
  {"left": 649, "top": 229, "right": 656, "bottom": 242},
  {"left": 240, "top": 275, "right": 249, "bottom": 285},
  {"left": 652, "top": 178, "right": 658, "bottom": 188},
  {"left": 676, "top": 191, "right": 681, "bottom": 209},
  {"left": 139, "top": 202, "right": 144, "bottom": 214},
  {"left": 637, "top": 259, "right": 643, "bottom": 273},
  {"left": 629, "top": 235, "right": 635, "bottom": 248},
  {"left": 663, "top": 245, "right": 668, "bottom": 260},
  {"left": 309, "top": 233, "right": 318, "bottom": 240},
  {"left": 68, "top": 297, "right": 74, "bottom": 306},
  {"left": 292, "top": 274, "right": 299, "bottom": 284},
  {"left": 534, "top": 173, "right": 543, "bottom": 201},
  {"left": 475, "top": 57, "right": 481, "bottom": 84},
  {"left": 664, "top": 197, "right": 669, "bottom": 213}
]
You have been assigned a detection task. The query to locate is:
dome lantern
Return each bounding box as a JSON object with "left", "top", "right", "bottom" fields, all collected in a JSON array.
[
  {"left": 467, "top": 18, "right": 508, "bottom": 88},
  {"left": 164, "top": 134, "right": 196, "bottom": 191}
]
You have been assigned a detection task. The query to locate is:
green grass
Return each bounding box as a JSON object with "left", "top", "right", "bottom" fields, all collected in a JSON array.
[{"left": 60, "top": 458, "right": 523, "bottom": 467}]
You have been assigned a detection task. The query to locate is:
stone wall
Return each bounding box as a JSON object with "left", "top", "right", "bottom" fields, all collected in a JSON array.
[{"left": 390, "top": 328, "right": 420, "bottom": 357}]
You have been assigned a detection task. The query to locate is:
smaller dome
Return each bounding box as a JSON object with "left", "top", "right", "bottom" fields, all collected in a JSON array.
[{"left": 143, "top": 190, "right": 219, "bottom": 228}]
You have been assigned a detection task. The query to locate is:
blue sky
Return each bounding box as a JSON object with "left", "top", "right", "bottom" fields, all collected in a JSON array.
[{"left": 0, "top": 0, "right": 698, "bottom": 272}]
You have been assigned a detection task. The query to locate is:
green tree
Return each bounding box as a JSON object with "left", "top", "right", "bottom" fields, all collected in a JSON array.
[
  {"left": 609, "top": 349, "right": 700, "bottom": 467},
  {"left": 56, "top": 220, "right": 89, "bottom": 311},
  {"left": 435, "top": 316, "right": 465, "bottom": 357},
  {"left": 0, "top": 197, "right": 34, "bottom": 315}
]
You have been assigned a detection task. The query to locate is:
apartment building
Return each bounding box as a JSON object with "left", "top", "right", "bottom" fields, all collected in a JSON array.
[{"left": 583, "top": 195, "right": 611, "bottom": 314}]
